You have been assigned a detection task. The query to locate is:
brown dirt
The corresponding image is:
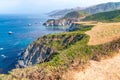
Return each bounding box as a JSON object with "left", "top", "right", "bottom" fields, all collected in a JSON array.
[
  {"left": 63, "top": 22, "right": 120, "bottom": 80},
  {"left": 74, "top": 53, "right": 120, "bottom": 80},
  {"left": 63, "top": 53, "right": 120, "bottom": 80}
]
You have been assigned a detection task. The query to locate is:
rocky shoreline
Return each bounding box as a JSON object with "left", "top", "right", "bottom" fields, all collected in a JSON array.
[
  {"left": 43, "top": 18, "right": 79, "bottom": 27},
  {"left": 16, "top": 41, "right": 55, "bottom": 68}
]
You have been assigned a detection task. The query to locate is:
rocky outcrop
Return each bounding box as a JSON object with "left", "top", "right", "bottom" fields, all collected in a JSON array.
[
  {"left": 16, "top": 37, "right": 55, "bottom": 68},
  {"left": 43, "top": 18, "right": 79, "bottom": 27},
  {"left": 66, "top": 23, "right": 76, "bottom": 31},
  {"left": 17, "top": 44, "right": 54, "bottom": 68},
  {"left": 16, "top": 31, "right": 85, "bottom": 68},
  {"left": 66, "top": 23, "right": 84, "bottom": 31}
]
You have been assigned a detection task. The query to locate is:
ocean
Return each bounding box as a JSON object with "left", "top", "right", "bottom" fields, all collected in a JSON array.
[{"left": 0, "top": 14, "right": 67, "bottom": 73}]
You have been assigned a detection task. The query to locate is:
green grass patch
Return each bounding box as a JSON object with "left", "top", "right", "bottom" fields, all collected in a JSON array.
[{"left": 83, "top": 9, "right": 120, "bottom": 22}]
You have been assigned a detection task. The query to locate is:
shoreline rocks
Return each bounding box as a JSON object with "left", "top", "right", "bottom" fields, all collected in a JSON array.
[
  {"left": 43, "top": 18, "right": 79, "bottom": 27},
  {"left": 16, "top": 41, "right": 55, "bottom": 68}
]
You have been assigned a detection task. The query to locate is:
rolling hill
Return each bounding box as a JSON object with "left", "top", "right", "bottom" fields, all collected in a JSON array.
[
  {"left": 48, "top": 7, "right": 83, "bottom": 17},
  {"left": 83, "top": 9, "right": 120, "bottom": 22},
  {"left": 63, "top": 11, "right": 89, "bottom": 19}
]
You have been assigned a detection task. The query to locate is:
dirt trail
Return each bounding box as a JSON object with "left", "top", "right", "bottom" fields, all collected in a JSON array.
[
  {"left": 71, "top": 54, "right": 120, "bottom": 80},
  {"left": 64, "top": 22, "right": 120, "bottom": 80}
]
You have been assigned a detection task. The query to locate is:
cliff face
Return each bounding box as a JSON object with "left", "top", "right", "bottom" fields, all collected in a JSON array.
[
  {"left": 43, "top": 18, "right": 78, "bottom": 27},
  {"left": 17, "top": 43, "right": 54, "bottom": 67},
  {"left": 43, "top": 11, "right": 88, "bottom": 27},
  {"left": 16, "top": 30, "right": 85, "bottom": 68}
]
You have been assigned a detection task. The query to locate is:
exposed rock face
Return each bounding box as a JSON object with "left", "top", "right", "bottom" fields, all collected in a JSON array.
[
  {"left": 66, "top": 23, "right": 76, "bottom": 31},
  {"left": 17, "top": 38, "right": 55, "bottom": 68},
  {"left": 66, "top": 23, "right": 83, "bottom": 31},
  {"left": 16, "top": 29, "right": 85, "bottom": 68},
  {"left": 43, "top": 18, "right": 79, "bottom": 27}
]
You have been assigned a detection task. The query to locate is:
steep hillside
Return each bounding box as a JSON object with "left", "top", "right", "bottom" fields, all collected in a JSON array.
[
  {"left": 48, "top": 7, "right": 83, "bottom": 17},
  {"left": 63, "top": 11, "right": 88, "bottom": 19},
  {"left": 49, "top": 9, "right": 74, "bottom": 17},
  {"left": 17, "top": 30, "right": 85, "bottom": 67},
  {"left": 83, "top": 10, "right": 120, "bottom": 22},
  {"left": 84, "top": 2, "right": 120, "bottom": 14}
]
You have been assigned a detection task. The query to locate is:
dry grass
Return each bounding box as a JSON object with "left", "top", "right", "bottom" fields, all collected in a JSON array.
[
  {"left": 75, "top": 22, "right": 120, "bottom": 45},
  {"left": 73, "top": 51, "right": 120, "bottom": 80},
  {"left": 74, "top": 21, "right": 98, "bottom": 26},
  {"left": 66, "top": 22, "right": 120, "bottom": 80}
]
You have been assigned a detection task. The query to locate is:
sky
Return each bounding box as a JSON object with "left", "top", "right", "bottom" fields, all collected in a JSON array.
[{"left": 0, "top": 0, "right": 120, "bottom": 14}]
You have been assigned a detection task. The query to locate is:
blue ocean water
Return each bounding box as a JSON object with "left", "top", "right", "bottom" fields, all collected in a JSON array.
[{"left": 0, "top": 14, "right": 67, "bottom": 73}]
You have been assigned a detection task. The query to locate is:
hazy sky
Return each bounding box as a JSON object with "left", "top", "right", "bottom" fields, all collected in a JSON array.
[{"left": 0, "top": 0, "right": 120, "bottom": 14}]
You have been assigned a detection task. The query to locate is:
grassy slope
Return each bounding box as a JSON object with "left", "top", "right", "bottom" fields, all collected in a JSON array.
[
  {"left": 84, "top": 10, "right": 120, "bottom": 22},
  {"left": 63, "top": 11, "right": 89, "bottom": 19},
  {"left": 85, "top": 22, "right": 120, "bottom": 45},
  {"left": 1, "top": 24, "right": 120, "bottom": 80}
]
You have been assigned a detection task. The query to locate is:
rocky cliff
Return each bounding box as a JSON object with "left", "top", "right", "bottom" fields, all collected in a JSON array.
[
  {"left": 43, "top": 18, "right": 78, "bottom": 27},
  {"left": 43, "top": 11, "right": 88, "bottom": 27},
  {"left": 16, "top": 29, "right": 85, "bottom": 68},
  {"left": 17, "top": 42, "right": 54, "bottom": 67}
]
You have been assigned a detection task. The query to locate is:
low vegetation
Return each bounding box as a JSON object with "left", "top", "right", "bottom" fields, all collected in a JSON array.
[
  {"left": 63, "top": 11, "right": 88, "bottom": 19},
  {"left": 84, "top": 10, "right": 120, "bottom": 22},
  {"left": 85, "top": 22, "right": 120, "bottom": 45},
  {"left": 1, "top": 23, "right": 120, "bottom": 80}
]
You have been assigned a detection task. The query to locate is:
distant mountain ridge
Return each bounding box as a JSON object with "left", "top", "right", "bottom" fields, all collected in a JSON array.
[
  {"left": 48, "top": 7, "right": 84, "bottom": 17},
  {"left": 84, "top": 2, "right": 120, "bottom": 14},
  {"left": 48, "top": 2, "right": 120, "bottom": 17}
]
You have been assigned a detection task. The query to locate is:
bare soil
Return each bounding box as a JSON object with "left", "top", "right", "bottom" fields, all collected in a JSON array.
[{"left": 63, "top": 22, "right": 120, "bottom": 80}]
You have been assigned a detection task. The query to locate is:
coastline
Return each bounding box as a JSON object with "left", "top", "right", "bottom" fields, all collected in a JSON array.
[
  {"left": 0, "top": 14, "right": 68, "bottom": 74},
  {"left": 1, "top": 22, "right": 120, "bottom": 80}
]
